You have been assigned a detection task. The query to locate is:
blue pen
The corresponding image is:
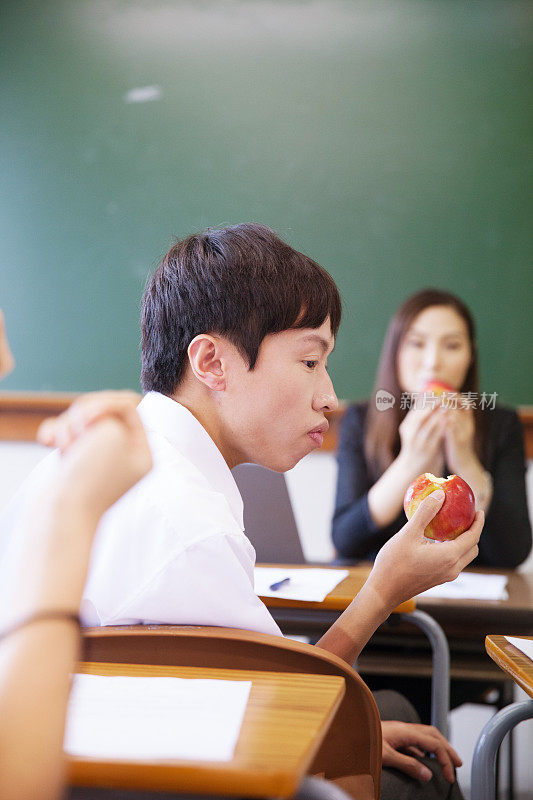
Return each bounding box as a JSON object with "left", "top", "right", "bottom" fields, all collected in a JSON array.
[{"left": 269, "top": 577, "right": 291, "bottom": 591}]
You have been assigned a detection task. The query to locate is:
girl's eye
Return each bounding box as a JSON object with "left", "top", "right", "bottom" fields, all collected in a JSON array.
[
  {"left": 407, "top": 339, "right": 423, "bottom": 348},
  {"left": 303, "top": 360, "right": 318, "bottom": 369},
  {"left": 445, "top": 343, "right": 460, "bottom": 350}
]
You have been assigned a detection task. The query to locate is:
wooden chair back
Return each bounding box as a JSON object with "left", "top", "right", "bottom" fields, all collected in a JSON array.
[{"left": 82, "top": 625, "right": 381, "bottom": 797}]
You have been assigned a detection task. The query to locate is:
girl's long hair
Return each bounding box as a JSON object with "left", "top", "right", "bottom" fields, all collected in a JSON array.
[{"left": 364, "top": 288, "right": 485, "bottom": 482}]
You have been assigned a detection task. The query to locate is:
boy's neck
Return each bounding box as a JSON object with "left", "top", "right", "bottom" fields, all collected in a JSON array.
[{"left": 170, "top": 388, "right": 242, "bottom": 470}]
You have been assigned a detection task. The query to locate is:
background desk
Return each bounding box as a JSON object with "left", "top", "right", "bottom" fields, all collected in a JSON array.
[
  {"left": 260, "top": 564, "right": 533, "bottom": 683},
  {"left": 259, "top": 563, "right": 414, "bottom": 637},
  {"left": 471, "top": 636, "right": 533, "bottom": 800},
  {"left": 367, "top": 567, "right": 533, "bottom": 686},
  {"left": 67, "top": 662, "right": 345, "bottom": 799}
]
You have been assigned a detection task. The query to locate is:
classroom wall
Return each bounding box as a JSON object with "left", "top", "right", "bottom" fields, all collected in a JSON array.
[{"left": 1, "top": 0, "right": 532, "bottom": 405}]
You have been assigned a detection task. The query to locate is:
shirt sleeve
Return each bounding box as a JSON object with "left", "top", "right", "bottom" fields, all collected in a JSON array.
[
  {"left": 90, "top": 530, "right": 283, "bottom": 637},
  {"left": 477, "top": 409, "right": 532, "bottom": 568},
  {"left": 331, "top": 405, "right": 402, "bottom": 560}
]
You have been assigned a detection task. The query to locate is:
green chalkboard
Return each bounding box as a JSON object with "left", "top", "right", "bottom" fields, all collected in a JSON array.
[{"left": 1, "top": 0, "right": 532, "bottom": 404}]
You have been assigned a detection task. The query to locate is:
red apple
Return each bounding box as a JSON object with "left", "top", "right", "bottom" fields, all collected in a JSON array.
[
  {"left": 404, "top": 472, "right": 475, "bottom": 541},
  {"left": 423, "top": 380, "right": 456, "bottom": 396}
]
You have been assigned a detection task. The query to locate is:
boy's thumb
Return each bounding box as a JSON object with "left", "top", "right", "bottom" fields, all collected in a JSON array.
[{"left": 410, "top": 489, "right": 445, "bottom": 530}]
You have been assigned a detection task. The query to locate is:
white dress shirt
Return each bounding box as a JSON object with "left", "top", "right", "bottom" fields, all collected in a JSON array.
[{"left": 0, "top": 392, "right": 281, "bottom": 636}]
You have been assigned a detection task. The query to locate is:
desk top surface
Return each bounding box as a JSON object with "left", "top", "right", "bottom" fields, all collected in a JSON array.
[
  {"left": 485, "top": 635, "right": 533, "bottom": 699},
  {"left": 67, "top": 661, "right": 345, "bottom": 798},
  {"left": 258, "top": 563, "right": 416, "bottom": 614},
  {"left": 259, "top": 563, "right": 533, "bottom": 629}
]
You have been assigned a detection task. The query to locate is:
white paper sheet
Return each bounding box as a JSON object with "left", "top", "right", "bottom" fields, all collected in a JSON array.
[
  {"left": 254, "top": 567, "right": 349, "bottom": 601},
  {"left": 64, "top": 674, "right": 251, "bottom": 762},
  {"left": 505, "top": 636, "right": 533, "bottom": 663},
  {"left": 418, "top": 572, "right": 508, "bottom": 601}
]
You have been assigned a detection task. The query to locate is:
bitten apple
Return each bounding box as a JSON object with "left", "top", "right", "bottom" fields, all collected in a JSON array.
[
  {"left": 424, "top": 380, "right": 456, "bottom": 396},
  {"left": 404, "top": 473, "right": 475, "bottom": 541}
]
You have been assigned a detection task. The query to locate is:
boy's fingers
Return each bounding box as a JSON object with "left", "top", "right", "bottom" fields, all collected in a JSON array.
[
  {"left": 405, "top": 727, "right": 457, "bottom": 783},
  {"left": 454, "top": 544, "right": 480, "bottom": 574},
  {"left": 432, "top": 744, "right": 456, "bottom": 783},
  {"left": 448, "top": 510, "right": 485, "bottom": 553},
  {"left": 385, "top": 750, "right": 432, "bottom": 782}
]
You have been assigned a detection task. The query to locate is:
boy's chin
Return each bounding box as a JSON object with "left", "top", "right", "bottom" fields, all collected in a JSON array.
[{"left": 259, "top": 452, "right": 305, "bottom": 474}]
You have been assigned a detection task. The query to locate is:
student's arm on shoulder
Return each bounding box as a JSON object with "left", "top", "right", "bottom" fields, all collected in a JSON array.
[{"left": 479, "top": 407, "right": 532, "bottom": 567}]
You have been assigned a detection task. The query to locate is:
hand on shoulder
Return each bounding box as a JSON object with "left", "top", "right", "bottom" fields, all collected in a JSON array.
[{"left": 37, "top": 390, "right": 152, "bottom": 520}]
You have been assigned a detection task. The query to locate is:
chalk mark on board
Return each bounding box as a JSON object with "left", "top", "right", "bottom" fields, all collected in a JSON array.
[{"left": 123, "top": 85, "right": 162, "bottom": 104}]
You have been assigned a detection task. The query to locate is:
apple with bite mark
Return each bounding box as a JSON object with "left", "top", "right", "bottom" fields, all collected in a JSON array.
[
  {"left": 424, "top": 380, "right": 456, "bottom": 396},
  {"left": 404, "top": 472, "right": 475, "bottom": 541}
]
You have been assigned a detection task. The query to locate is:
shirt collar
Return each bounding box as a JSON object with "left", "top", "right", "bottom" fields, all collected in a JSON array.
[{"left": 138, "top": 392, "right": 244, "bottom": 531}]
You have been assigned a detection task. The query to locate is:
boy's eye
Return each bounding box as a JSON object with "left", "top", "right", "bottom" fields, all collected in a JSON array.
[{"left": 303, "top": 360, "right": 319, "bottom": 369}]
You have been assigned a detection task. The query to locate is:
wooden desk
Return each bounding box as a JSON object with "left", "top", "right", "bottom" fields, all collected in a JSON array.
[
  {"left": 370, "top": 567, "right": 533, "bottom": 685},
  {"left": 259, "top": 563, "right": 533, "bottom": 672},
  {"left": 259, "top": 563, "right": 415, "bottom": 617},
  {"left": 261, "top": 563, "right": 533, "bottom": 635},
  {"left": 485, "top": 635, "right": 533, "bottom": 700},
  {"left": 67, "top": 661, "right": 345, "bottom": 799},
  {"left": 471, "top": 636, "right": 533, "bottom": 800},
  {"left": 416, "top": 568, "right": 533, "bottom": 640}
]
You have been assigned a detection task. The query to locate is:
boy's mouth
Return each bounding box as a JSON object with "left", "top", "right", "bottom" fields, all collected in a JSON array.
[{"left": 307, "top": 422, "right": 328, "bottom": 447}]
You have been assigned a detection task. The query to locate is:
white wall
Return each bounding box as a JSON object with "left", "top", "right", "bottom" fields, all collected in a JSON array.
[{"left": 1, "top": 440, "right": 532, "bottom": 796}]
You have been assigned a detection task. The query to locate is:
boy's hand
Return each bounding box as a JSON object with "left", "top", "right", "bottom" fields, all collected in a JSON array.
[
  {"left": 368, "top": 490, "right": 484, "bottom": 610},
  {"left": 37, "top": 391, "right": 152, "bottom": 521},
  {"left": 382, "top": 720, "right": 462, "bottom": 783},
  {"left": 0, "top": 309, "right": 15, "bottom": 380}
]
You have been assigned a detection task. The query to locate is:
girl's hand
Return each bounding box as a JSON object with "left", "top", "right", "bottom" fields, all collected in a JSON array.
[
  {"left": 398, "top": 405, "right": 446, "bottom": 476},
  {"left": 442, "top": 406, "right": 476, "bottom": 474}
]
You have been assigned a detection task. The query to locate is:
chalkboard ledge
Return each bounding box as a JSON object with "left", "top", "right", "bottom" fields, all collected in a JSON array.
[{"left": 1, "top": 393, "right": 532, "bottom": 459}]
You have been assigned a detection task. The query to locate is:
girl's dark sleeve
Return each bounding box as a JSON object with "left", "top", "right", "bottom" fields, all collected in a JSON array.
[
  {"left": 332, "top": 405, "right": 399, "bottom": 560},
  {"left": 477, "top": 410, "right": 532, "bottom": 568}
]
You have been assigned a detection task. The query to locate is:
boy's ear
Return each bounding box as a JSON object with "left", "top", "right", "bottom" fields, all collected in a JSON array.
[{"left": 187, "top": 334, "right": 227, "bottom": 391}]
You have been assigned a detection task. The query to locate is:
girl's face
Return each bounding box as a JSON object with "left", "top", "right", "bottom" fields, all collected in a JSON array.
[{"left": 397, "top": 305, "right": 473, "bottom": 395}]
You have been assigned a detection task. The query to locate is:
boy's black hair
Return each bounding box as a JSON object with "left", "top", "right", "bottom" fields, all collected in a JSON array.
[{"left": 141, "top": 223, "right": 342, "bottom": 395}]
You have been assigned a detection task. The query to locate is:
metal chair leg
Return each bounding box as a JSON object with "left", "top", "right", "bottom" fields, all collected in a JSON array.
[
  {"left": 471, "top": 699, "right": 533, "bottom": 800},
  {"left": 295, "top": 776, "right": 355, "bottom": 800},
  {"left": 398, "top": 609, "right": 450, "bottom": 737}
]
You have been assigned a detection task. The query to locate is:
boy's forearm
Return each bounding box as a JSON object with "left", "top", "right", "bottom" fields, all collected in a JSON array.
[{"left": 315, "top": 580, "right": 392, "bottom": 664}]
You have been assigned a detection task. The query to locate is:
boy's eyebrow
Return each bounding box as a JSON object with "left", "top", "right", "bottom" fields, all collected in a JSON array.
[{"left": 299, "top": 334, "right": 336, "bottom": 354}]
